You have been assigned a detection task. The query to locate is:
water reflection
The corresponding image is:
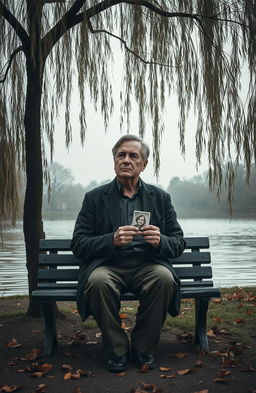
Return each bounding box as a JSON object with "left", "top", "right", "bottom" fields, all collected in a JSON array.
[{"left": 0, "top": 218, "right": 256, "bottom": 296}]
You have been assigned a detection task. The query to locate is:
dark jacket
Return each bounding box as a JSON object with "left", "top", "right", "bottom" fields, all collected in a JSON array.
[{"left": 71, "top": 178, "right": 185, "bottom": 320}]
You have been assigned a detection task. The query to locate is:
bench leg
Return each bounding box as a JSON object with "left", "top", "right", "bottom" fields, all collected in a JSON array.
[
  {"left": 42, "top": 301, "right": 57, "bottom": 357},
  {"left": 194, "top": 297, "right": 209, "bottom": 352}
]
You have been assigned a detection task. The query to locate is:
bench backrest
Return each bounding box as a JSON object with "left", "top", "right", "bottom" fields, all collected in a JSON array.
[{"left": 37, "top": 237, "right": 214, "bottom": 290}]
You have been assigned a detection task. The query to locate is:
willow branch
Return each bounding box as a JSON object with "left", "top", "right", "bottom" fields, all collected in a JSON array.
[
  {"left": 42, "top": 0, "right": 249, "bottom": 58},
  {"left": 86, "top": 16, "right": 177, "bottom": 68},
  {"left": 0, "top": 46, "right": 23, "bottom": 83},
  {"left": 0, "top": 1, "right": 29, "bottom": 50}
]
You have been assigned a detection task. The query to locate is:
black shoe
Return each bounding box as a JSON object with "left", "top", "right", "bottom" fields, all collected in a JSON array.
[
  {"left": 132, "top": 349, "right": 155, "bottom": 369},
  {"left": 107, "top": 352, "right": 129, "bottom": 373}
]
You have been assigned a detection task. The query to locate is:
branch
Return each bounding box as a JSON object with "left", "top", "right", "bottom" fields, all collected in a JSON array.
[
  {"left": 123, "top": 1, "right": 249, "bottom": 28},
  {"left": 0, "top": 46, "right": 23, "bottom": 83},
  {"left": 41, "top": 0, "right": 88, "bottom": 57},
  {"left": 42, "top": 0, "right": 249, "bottom": 58},
  {"left": 86, "top": 16, "right": 177, "bottom": 68},
  {"left": 0, "top": 1, "right": 29, "bottom": 49}
]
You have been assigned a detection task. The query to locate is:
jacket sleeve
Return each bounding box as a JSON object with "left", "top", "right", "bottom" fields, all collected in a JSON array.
[
  {"left": 152, "top": 192, "right": 186, "bottom": 258},
  {"left": 71, "top": 193, "right": 118, "bottom": 260}
]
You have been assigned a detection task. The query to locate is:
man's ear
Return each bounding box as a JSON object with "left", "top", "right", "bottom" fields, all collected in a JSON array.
[{"left": 141, "top": 160, "right": 148, "bottom": 171}]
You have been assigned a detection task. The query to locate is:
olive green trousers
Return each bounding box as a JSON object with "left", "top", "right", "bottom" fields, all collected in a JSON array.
[{"left": 84, "top": 261, "right": 176, "bottom": 358}]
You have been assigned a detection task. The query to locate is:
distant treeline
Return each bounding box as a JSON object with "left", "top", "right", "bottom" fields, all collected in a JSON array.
[
  {"left": 42, "top": 162, "right": 256, "bottom": 219},
  {"left": 166, "top": 165, "right": 256, "bottom": 218}
]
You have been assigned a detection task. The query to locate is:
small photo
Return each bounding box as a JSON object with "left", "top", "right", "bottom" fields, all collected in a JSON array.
[{"left": 132, "top": 210, "right": 151, "bottom": 229}]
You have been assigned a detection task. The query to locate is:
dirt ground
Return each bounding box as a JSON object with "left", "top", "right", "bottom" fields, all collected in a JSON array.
[{"left": 0, "top": 297, "right": 255, "bottom": 393}]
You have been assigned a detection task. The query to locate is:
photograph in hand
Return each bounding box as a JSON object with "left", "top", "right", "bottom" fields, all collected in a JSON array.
[{"left": 132, "top": 210, "right": 151, "bottom": 230}]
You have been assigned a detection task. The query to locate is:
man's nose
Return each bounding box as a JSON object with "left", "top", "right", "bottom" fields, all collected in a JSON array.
[{"left": 123, "top": 154, "right": 131, "bottom": 163}]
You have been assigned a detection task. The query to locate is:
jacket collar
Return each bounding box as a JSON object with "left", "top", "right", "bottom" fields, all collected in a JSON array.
[{"left": 102, "top": 178, "right": 156, "bottom": 230}]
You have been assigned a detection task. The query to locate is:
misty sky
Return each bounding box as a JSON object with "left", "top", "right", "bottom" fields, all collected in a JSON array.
[{"left": 52, "top": 107, "right": 208, "bottom": 190}]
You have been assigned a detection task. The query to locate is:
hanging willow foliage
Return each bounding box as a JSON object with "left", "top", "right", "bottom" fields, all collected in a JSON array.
[{"left": 0, "top": 0, "right": 256, "bottom": 225}]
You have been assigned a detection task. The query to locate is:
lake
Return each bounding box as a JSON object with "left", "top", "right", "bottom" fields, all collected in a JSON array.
[{"left": 0, "top": 218, "right": 256, "bottom": 296}]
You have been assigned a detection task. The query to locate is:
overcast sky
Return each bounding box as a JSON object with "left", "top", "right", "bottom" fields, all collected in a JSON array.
[{"left": 51, "top": 100, "right": 208, "bottom": 190}]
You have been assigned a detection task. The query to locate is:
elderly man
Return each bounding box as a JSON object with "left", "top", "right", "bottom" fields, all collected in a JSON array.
[{"left": 71, "top": 134, "right": 185, "bottom": 372}]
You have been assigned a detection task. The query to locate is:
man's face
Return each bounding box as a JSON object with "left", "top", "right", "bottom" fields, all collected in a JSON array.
[{"left": 114, "top": 140, "right": 148, "bottom": 180}]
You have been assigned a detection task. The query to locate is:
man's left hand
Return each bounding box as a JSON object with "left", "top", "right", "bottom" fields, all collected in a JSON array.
[{"left": 139, "top": 225, "right": 161, "bottom": 248}]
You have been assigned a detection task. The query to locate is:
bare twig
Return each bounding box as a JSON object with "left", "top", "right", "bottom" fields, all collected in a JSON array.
[{"left": 0, "top": 46, "right": 23, "bottom": 83}]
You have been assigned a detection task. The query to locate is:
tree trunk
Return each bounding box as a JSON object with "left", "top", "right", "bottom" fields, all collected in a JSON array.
[{"left": 24, "top": 61, "right": 44, "bottom": 316}]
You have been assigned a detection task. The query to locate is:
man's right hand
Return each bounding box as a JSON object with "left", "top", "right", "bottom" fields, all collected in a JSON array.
[{"left": 113, "top": 225, "right": 139, "bottom": 247}]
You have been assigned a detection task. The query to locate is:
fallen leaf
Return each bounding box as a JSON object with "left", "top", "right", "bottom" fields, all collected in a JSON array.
[
  {"left": 141, "top": 382, "right": 162, "bottom": 392},
  {"left": 160, "top": 374, "right": 174, "bottom": 379},
  {"left": 61, "top": 364, "right": 73, "bottom": 371},
  {"left": 5, "top": 338, "right": 22, "bottom": 348},
  {"left": 0, "top": 386, "right": 25, "bottom": 392},
  {"left": 175, "top": 352, "right": 188, "bottom": 359},
  {"left": 234, "top": 318, "right": 244, "bottom": 324},
  {"left": 176, "top": 368, "right": 193, "bottom": 375},
  {"left": 20, "top": 348, "right": 41, "bottom": 361},
  {"left": 95, "top": 332, "right": 102, "bottom": 338},
  {"left": 77, "top": 369, "right": 96, "bottom": 377},
  {"left": 86, "top": 341, "right": 97, "bottom": 345},
  {"left": 32, "top": 384, "right": 46, "bottom": 393},
  {"left": 213, "top": 378, "right": 229, "bottom": 384},
  {"left": 159, "top": 366, "right": 172, "bottom": 371},
  {"left": 64, "top": 371, "right": 72, "bottom": 381},
  {"left": 194, "top": 390, "right": 209, "bottom": 393},
  {"left": 30, "top": 372, "right": 45, "bottom": 378},
  {"left": 213, "top": 317, "right": 223, "bottom": 322},
  {"left": 37, "top": 363, "right": 54, "bottom": 373},
  {"left": 71, "top": 372, "right": 81, "bottom": 379},
  {"left": 212, "top": 298, "right": 222, "bottom": 303},
  {"left": 114, "top": 371, "right": 127, "bottom": 376},
  {"left": 207, "top": 329, "right": 216, "bottom": 338},
  {"left": 218, "top": 370, "right": 231, "bottom": 377},
  {"left": 194, "top": 360, "right": 203, "bottom": 367},
  {"left": 141, "top": 382, "right": 158, "bottom": 390}
]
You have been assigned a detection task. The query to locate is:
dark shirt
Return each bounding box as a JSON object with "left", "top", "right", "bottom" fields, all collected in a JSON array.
[{"left": 114, "top": 179, "right": 149, "bottom": 262}]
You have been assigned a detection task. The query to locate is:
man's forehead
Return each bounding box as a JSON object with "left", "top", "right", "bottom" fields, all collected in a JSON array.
[{"left": 117, "top": 140, "right": 142, "bottom": 152}]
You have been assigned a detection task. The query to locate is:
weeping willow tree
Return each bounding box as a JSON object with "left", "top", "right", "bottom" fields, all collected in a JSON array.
[{"left": 0, "top": 0, "right": 255, "bottom": 315}]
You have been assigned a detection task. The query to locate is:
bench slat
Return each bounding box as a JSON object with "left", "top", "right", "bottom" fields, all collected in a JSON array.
[
  {"left": 39, "top": 252, "right": 211, "bottom": 266},
  {"left": 37, "top": 266, "right": 213, "bottom": 281},
  {"left": 39, "top": 237, "right": 210, "bottom": 251},
  {"left": 37, "top": 280, "right": 215, "bottom": 290},
  {"left": 32, "top": 286, "right": 220, "bottom": 302}
]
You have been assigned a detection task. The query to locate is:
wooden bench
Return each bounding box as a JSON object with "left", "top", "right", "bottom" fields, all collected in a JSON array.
[{"left": 32, "top": 237, "right": 221, "bottom": 357}]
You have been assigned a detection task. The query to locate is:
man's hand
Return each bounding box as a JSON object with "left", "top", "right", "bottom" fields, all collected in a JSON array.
[
  {"left": 140, "top": 225, "right": 161, "bottom": 248},
  {"left": 113, "top": 225, "right": 139, "bottom": 247}
]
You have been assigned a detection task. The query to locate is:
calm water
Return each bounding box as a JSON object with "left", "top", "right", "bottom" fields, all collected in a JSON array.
[{"left": 0, "top": 218, "right": 256, "bottom": 296}]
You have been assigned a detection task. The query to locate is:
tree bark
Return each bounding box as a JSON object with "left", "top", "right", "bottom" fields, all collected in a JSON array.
[{"left": 24, "top": 60, "right": 45, "bottom": 316}]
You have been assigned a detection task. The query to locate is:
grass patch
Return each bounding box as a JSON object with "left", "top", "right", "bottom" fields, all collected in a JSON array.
[
  {"left": 81, "top": 317, "right": 98, "bottom": 330},
  {"left": 0, "top": 310, "right": 26, "bottom": 318}
]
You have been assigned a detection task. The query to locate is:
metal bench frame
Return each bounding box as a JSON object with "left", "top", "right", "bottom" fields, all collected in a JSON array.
[{"left": 32, "top": 237, "right": 221, "bottom": 357}]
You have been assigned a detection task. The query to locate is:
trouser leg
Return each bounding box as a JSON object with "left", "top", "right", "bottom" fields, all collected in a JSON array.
[
  {"left": 131, "top": 264, "right": 176, "bottom": 355},
  {"left": 84, "top": 266, "right": 129, "bottom": 358}
]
